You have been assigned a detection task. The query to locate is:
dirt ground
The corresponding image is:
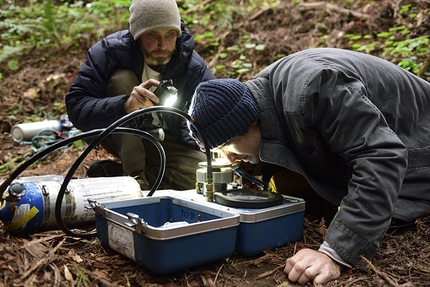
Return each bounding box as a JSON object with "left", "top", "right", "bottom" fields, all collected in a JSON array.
[{"left": 1, "top": 1, "right": 430, "bottom": 286}]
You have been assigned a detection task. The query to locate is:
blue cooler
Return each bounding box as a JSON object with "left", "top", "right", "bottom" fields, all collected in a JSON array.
[{"left": 91, "top": 196, "right": 240, "bottom": 274}]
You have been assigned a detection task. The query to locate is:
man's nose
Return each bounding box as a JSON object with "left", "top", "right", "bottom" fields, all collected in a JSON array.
[
  {"left": 157, "top": 37, "right": 168, "bottom": 49},
  {"left": 222, "top": 150, "right": 237, "bottom": 163}
]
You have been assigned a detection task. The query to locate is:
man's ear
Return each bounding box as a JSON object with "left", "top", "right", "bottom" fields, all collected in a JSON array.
[{"left": 251, "top": 121, "right": 258, "bottom": 126}]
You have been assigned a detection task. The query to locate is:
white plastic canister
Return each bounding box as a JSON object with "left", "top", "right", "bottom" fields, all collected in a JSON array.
[{"left": 11, "top": 120, "right": 60, "bottom": 143}]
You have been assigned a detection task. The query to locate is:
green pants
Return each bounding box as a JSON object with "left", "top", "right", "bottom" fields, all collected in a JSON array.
[{"left": 102, "top": 69, "right": 206, "bottom": 190}]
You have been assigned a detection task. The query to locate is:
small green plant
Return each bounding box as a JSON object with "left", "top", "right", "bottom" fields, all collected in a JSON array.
[
  {"left": 0, "top": 153, "right": 30, "bottom": 174},
  {"left": 344, "top": 26, "right": 430, "bottom": 74},
  {"left": 398, "top": 56, "right": 420, "bottom": 74},
  {"left": 181, "top": 0, "right": 278, "bottom": 32},
  {"left": 344, "top": 24, "right": 429, "bottom": 75},
  {"left": 0, "top": 0, "right": 130, "bottom": 70},
  {"left": 224, "top": 37, "right": 266, "bottom": 77},
  {"left": 180, "top": 0, "right": 240, "bottom": 30},
  {"left": 338, "top": 3, "right": 429, "bottom": 75},
  {"left": 7, "top": 59, "right": 18, "bottom": 70},
  {"left": 185, "top": 1, "right": 271, "bottom": 77},
  {"left": 52, "top": 102, "right": 67, "bottom": 114},
  {"left": 73, "top": 263, "right": 92, "bottom": 287},
  {"left": 193, "top": 31, "right": 220, "bottom": 50}
]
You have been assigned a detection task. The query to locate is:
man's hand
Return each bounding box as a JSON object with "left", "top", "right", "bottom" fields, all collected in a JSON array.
[
  {"left": 284, "top": 248, "right": 343, "bottom": 285},
  {"left": 124, "top": 79, "right": 161, "bottom": 113}
]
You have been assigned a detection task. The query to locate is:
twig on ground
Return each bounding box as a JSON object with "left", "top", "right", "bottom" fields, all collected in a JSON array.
[
  {"left": 214, "top": 263, "right": 224, "bottom": 285},
  {"left": 344, "top": 276, "right": 374, "bottom": 287},
  {"left": 361, "top": 256, "right": 400, "bottom": 287},
  {"left": 297, "top": 1, "right": 371, "bottom": 19},
  {"left": 256, "top": 264, "right": 284, "bottom": 280},
  {"left": 49, "top": 263, "right": 60, "bottom": 287},
  {"left": 199, "top": 274, "right": 209, "bottom": 287},
  {"left": 20, "top": 234, "right": 64, "bottom": 250},
  {"left": 18, "top": 237, "right": 66, "bottom": 282}
]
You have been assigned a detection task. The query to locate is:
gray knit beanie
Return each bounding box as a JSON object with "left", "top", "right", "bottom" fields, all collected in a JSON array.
[
  {"left": 188, "top": 79, "right": 260, "bottom": 151},
  {"left": 129, "top": 0, "right": 182, "bottom": 41}
]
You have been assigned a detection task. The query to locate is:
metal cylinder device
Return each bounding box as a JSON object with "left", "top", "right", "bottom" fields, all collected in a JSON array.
[
  {"left": 11, "top": 120, "right": 60, "bottom": 143},
  {"left": 0, "top": 175, "right": 144, "bottom": 234},
  {"left": 196, "top": 160, "right": 234, "bottom": 200}
]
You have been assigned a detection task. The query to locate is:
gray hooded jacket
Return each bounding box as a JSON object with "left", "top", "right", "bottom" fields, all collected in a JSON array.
[{"left": 245, "top": 48, "right": 430, "bottom": 266}]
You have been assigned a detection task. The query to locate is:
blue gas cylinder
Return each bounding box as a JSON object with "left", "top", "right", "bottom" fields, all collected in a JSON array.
[
  {"left": 0, "top": 181, "right": 45, "bottom": 233},
  {"left": 0, "top": 175, "right": 144, "bottom": 234}
]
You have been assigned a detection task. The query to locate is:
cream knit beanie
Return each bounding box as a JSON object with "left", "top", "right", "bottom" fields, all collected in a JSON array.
[{"left": 129, "top": 0, "right": 182, "bottom": 40}]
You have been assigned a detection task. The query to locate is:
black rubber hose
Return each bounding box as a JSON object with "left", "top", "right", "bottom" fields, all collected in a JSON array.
[
  {"left": 56, "top": 106, "right": 212, "bottom": 238},
  {"left": 1, "top": 106, "right": 212, "bottom": 239},
  {"left": 0, "top": 107, "right": 212, "bottom": 199},
  {"left": 55, "top": 127, "right": 166, "bottom": 238},
  {"left": 0, "top": 127, "right": 165, "bottom": 238},
  {"left": 0, "top": 128, "right": 105, "bottom": 195},
  {"left": 0, "top": 128, "right": 165, "bottom": 196}
]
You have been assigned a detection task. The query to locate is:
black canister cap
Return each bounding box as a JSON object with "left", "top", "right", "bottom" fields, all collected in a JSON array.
[{"left": 8, "top": 182, "right": 27, "bottom": 197}]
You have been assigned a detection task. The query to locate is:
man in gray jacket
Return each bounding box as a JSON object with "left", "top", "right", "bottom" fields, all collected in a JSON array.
[{"left": 187, "top": 48, "right": 430, "bottom": 285}]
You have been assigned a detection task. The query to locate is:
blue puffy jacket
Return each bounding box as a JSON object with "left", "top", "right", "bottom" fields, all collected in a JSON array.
[{"left": 66, "top": 22, "right": 215, "bottom": 149}]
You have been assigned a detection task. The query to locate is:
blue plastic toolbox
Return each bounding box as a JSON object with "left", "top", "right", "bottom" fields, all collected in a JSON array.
[
  {"left": 155, "top": 190, "right": 305, "bottom": 257},
  {"left": 91, "top": 196, "right": 240, "bottom": 274}
]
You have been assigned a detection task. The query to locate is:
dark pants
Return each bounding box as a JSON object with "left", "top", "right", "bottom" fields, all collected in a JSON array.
[{"left": 102, "top": 69, "right": 206, "bottom": 190}]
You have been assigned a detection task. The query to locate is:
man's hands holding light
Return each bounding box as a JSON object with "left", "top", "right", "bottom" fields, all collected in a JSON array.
[{"left": 124, "top": 79, "right": 160, "bottom": 113}]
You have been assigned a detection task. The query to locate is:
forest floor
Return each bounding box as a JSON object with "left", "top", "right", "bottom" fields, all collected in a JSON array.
[{"left": 1, "top": 0, "right": 430, "bottom": 286}]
